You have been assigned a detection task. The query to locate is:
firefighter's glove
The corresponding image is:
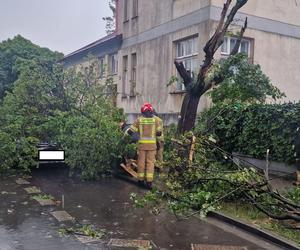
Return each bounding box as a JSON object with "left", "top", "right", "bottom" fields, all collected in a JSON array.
[{"left": 127, "top": 129, "right": 134, "bottom": 136}]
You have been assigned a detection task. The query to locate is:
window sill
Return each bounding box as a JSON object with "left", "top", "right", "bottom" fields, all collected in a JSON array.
[
  {"left": 123, "top": 19, "right": 129, "bottom": 24},
  {"left": 169, "top": 90, "right": 187, "bottom": 95},
  {"left": 220, "top": 52, "right": 229, "bottom": 56}
]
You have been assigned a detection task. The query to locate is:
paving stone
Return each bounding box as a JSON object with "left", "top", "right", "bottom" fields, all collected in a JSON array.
[
  {"left": 75, "top": 235, "right": 101, "bottom": 244},
  {"left": 191, "top": 244, "right": 247, "bottom": 250},
  {"left": 24, "top": 186, "right": 41, "bottom": 194},
  {"left": 50, "top": 211, "right": 74, "bottom": 222},
  {"left": 16, "top": 178, "right": 30, "bottom": 185},
  {"left": 1, "top": 191, "right": 16, "bottom": 195},
  {"left": 108, "top": 238, "right": 151, "bottom": 249},
  {"left": 33, "top": 197, "right": 56, "bottom": 206}
]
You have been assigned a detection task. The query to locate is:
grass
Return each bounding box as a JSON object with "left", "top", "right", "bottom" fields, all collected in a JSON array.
[
  {"left": 32, "top": 194, "right": 54, "bottom": 200},
  {"left": 59, "top": 225, "right": 107, "bottom": 239},
  {"left": 219, "top": 202, "right": 300, "bottom": 245}
]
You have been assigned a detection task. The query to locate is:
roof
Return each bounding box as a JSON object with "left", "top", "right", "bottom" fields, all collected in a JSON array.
[{"left": 61, "top": 33, "right": 122, "bottom": 67}]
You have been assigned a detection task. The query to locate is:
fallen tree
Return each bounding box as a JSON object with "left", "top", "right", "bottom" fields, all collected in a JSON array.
[{"left": 132, "top": 134, "right": 300, "bottom": 224}]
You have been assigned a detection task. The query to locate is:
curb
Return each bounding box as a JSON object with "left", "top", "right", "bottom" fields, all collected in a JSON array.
[{"left": 208, "top": 211, "right": 300, "bottom": 250}]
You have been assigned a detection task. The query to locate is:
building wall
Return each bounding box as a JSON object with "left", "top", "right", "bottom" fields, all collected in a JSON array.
[
  {"left": 118, "top": 21, "right": 212, "bottom": 124},
  {"left": 117, "top": 0, "right": 300, "bottom": 124},
  {"left": 211, "top": 0, "right": 300, "bottom": 26},
  {"left": 247, "top": 29, "right": 300, "bottom": 102},
  {"left": 65, "top": 55, "right": 118, "bottom": 85},
  {"left": 63, "top": 54, "right": 119, "bottom": 106},
  {"left": 211, "top": 20, "right": 300, "bottom": 103},
  {"left": 120, "top": 0, "right": 211, "bottom": 38}
]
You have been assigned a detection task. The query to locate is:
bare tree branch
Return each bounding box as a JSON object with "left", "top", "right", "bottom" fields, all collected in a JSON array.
[
  {"left": 196, "top": 0, "right": 248, "bottom": 94},
  {"left": 203, "top": 0, "right": 232, "bottom": 57},
  {"left": 230, "top": 17, "right": 248, "bottom": 55},
  {"left": 201, "top": 17, "right": 248, "bottom": 94},
  {"left": 174, "top": 0, "right": 249, "bottom": 133},
  {"left": 174, "top": 60, "right": 192, "bottom": 88},
  {"left": 244, "top": 192, "right": 300, "bottom": 221}
]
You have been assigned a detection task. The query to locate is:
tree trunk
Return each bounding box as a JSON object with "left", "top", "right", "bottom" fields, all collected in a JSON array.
[
  {"left": 178, "top": 92, "right": 201, "bottom": 134},
  {"left": 175, "top": 0, "right": 248, "bottom": 134}
]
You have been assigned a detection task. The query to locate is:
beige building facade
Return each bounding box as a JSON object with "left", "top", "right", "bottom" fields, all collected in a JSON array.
[
  {"left": 62, "top": 34, "right": 122, "bottom": 105},
  {"left": 117, "top": 0, "right": 300, "bottom": 124}
]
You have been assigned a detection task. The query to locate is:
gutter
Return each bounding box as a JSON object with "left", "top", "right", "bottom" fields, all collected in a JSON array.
[{"left": 208, "top": 211, "right": 300, "bottom": 250}]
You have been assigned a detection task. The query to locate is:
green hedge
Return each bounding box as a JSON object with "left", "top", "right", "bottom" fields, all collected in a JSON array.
[{"left": 197, "top": 102, "right": 300, "bottom": 163}]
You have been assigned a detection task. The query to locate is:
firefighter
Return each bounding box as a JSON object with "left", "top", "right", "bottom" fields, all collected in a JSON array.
[
  {"left": 127, "top": 103, "right": 162, "bottom": 189},
  {"left": 153, "top": 110, "right": 164, "bottom": 169},
  {"left": 294, "top": 126, "right": 300, "bottom": 185},
  {"left": 121, "top": 121, "right": 139, "bottom": 143}
]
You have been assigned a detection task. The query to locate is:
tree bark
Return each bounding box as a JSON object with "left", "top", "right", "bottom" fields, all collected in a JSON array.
[
  {"left": 175, "top": 0, "right": 248, "bottom": 134},
  {"left": 177, "top": 93, "right": 201, "bottom": 134}
]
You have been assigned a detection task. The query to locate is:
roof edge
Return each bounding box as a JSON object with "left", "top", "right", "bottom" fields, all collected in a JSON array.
[{"left": 63, "top": 32, "right": 122, "bottom": 60}]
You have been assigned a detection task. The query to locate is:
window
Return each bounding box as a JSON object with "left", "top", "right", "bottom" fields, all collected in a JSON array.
[
  {"left": 124, "top": 0, "right": 129, "bottom": 22},
  {"left": 110, "top": 53, "right": 118, "bottom": 75},
  {"left": 175, "top": 36, "right": 199, "bottom": 91},
  {"left": 99, "top": 57, "right": 105, "bottom": 78},
  {"left": 130, "top": 53, "right": 137, "bottom": 96},
  {"left": 122, "top": 56, "right": 128, "bottom": 97},
  {"left": 132, "top": 0, "right": 138, "bottom": 18},
  {"left": 221, "top": 36, "right": 251, "bottom": 56}
]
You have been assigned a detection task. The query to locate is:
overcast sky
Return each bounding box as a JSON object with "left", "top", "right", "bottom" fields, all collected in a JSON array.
[{"left": 0, "top": 0, "right": 111, "bottom": 55}]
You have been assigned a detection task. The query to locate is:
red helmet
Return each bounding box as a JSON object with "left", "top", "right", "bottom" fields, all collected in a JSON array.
[{"left": 141, "top": 103, "right": 154, "bottom": 113}]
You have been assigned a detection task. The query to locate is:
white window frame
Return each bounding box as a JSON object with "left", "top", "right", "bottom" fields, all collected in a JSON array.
[
  {"left": 174, "top": 36, "right": 199, "bottom": 91},
  {"left": 221, "top": 36, "right": 251, "bottom": 57}
]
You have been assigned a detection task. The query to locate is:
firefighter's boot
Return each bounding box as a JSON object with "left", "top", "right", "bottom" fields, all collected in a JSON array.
[
  {"left": 146, "top": 182, "right": 152, "bottom": 190},
  {"left": 138, "top": 180, "right": 144, "bottom": 187}
]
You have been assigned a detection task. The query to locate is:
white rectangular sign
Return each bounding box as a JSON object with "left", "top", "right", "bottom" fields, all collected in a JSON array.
[{"left": 39, "top": 150, "right": 64, "bottom": 161}]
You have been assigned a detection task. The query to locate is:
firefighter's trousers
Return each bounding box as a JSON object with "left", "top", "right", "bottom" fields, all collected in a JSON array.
[{"left": 137, "top": 150, "right": 156, "bottom": 182}]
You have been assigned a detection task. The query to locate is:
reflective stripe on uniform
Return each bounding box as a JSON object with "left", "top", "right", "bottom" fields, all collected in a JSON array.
[
  {"left": 138, "top": 117, "right": 157, "bottom": 144},
  {"left": 146, "top": 173, "right": 154, "bottom": 181},
  {"left": 138, "top": 173, "right": 145, "bottom": 177},
  {"left": 139, "top": 140, "right": 156, "bottom": 144},
  {"left": 139, "top": 124, "right": 143, "bottom": 137},
  {"left": 151, "top": 123, "right": 155, "bottom": 139},
  {"left": 139, "top": 118, "right": 155, "bottom": 124},
  {"left": 131, "top": 125, "right": 138, "bottom": 132}
]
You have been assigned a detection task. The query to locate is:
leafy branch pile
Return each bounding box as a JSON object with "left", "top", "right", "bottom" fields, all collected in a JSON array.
[
  {"left": 0, "top": 36, "right": 128, "bottom": 178},
  {"left": 132, "top": 133, "right": 300, "bottom": 223}
]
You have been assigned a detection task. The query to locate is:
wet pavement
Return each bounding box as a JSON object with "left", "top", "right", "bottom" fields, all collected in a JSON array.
[{"left": 0, "top": 166, "right": 286, "bottom": 250}]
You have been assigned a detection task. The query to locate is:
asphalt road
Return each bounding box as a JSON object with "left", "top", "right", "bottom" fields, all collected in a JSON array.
[{"left": 0, "top": 166, "right": 285, "bottom": 250}]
